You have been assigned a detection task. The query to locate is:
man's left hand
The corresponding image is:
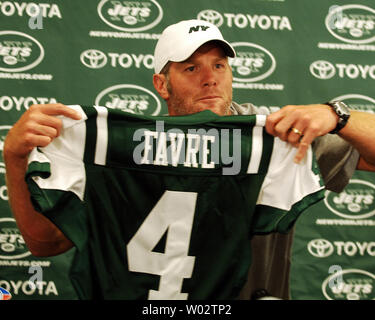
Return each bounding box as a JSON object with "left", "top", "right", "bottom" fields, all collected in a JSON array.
[{"left": 265, "top": 104, "right": 338, "bottom": 163}]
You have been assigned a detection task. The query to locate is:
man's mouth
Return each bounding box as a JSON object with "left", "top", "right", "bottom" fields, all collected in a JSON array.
[{"left": 198, "top": 96, "right": 221, "bottom": 102}]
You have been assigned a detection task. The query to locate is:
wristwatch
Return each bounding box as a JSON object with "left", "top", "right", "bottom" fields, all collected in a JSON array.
[{"left": 325, "top": 101, "right": 351, "bottom": 134}]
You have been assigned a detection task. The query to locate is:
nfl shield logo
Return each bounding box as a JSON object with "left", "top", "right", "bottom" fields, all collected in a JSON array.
[{"left": 0, "top": 287, "right": 12, "bottom": 300}]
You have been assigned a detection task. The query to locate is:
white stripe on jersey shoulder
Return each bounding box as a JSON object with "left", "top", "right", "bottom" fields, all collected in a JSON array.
[
  {"left": 94, "top": 105, "right": 108, "bottom": 166},
  {"left": 247, "top": 115, "right": 266, "bottom": 174},
  {"left": 255, "top": 114, "right": 267, "bottom": 127},
  {"left": 247, "top": 126, "right": 263, "bottom": 174}
]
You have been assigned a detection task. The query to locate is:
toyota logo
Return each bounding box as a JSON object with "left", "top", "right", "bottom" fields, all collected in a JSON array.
[
  {"left": 310, "top": 60, "right": 336, "bottom": 79},
  {"left": 307, "top": 239, "right": 334, "bottom": 258},
  {"left": 80, "top": 49, "right": 107, "bottom": 69}
]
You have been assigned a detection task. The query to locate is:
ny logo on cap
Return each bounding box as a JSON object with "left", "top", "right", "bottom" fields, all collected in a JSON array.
[{"left": 189, "top": 25, "right": 210, "bottom": 33}]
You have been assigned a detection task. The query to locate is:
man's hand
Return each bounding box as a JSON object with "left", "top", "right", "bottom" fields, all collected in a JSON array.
[
  {"left": 265, "top": 104, "right": 339, "bottom": 163},
  {"left": 4, "top": 103, "right": 81, "bottom": 160}
]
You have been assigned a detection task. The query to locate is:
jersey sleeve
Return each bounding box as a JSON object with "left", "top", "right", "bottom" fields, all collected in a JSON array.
[
  {"left": 312, "top": 134, "right": 359, "bottom": 193},
  {"left": 252, "top": 137, "right": 325, "bottom": 234},
  {"left": 25, "top": 105, "right": 88, "bottom": 248}
]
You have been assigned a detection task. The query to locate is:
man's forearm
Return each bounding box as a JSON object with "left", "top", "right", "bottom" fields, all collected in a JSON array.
[{"left": 339, "top": 110, "right": 375, "bottom": 168}]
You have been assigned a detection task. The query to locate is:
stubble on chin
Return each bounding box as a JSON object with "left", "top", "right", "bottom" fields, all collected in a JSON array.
[{"left": 167, "top": 93, "right": 232, "bottom": 116}]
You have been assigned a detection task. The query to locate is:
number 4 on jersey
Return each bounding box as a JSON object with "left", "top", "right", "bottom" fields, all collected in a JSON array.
[{"left": 126, "top": 190, "right": 197, "bottom": 300}]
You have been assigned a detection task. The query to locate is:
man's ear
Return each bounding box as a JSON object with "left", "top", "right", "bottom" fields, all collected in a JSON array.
[{"left": 153, "top": 74, "right": 169, "bottom": 100}]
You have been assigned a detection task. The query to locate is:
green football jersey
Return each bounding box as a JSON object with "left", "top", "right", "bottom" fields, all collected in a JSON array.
[{"left": 26, "top": 105, "right": 324, "bottom": 300}]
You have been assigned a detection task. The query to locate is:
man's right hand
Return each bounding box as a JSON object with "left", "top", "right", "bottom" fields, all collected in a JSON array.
[{"left": 4, "top": 103, "right": 81, "bottom": 160}]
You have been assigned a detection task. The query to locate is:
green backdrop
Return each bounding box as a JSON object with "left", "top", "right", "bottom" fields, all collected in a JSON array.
[{"left": 0, "top": 0, "right": 374, "bottom": 300}]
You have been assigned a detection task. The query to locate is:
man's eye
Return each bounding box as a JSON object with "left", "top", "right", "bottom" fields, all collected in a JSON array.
[
  {"left": 185, "top": 66, "right": 195, "bottom": 72},
  {"left": 215, "top": 64, "right": 224, "bottom": 69}
]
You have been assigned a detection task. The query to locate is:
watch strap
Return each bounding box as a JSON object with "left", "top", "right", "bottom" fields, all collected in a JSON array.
[{"left": 325, "top": 101, "right": 350, "bottom": 134}]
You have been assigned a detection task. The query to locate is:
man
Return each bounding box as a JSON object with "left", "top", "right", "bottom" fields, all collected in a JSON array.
[
  {"left": 3, "top": 19, "right": 375, "bottom": 299},
  {"left": 150, "top": 19, "right": 375, "bottom": 299}
]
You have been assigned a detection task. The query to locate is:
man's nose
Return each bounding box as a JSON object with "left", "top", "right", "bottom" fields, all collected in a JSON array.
[{"left": 201, "top": 67, "right": 217, "bottom": 87}]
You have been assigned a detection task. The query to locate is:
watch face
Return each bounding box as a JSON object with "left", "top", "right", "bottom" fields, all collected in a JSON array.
[
  {"left": 335, "top": 101, "right": 350, "bottom": 114},
  {"left": 331, "top": 101, "right": 350, "bottom": 118}
]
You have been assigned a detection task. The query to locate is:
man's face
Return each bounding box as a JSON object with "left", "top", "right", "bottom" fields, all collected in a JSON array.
[{"left": 162, "top": 42, "right": 233, "bottom": 116}]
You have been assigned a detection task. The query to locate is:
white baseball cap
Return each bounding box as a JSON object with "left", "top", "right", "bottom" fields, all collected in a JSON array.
[{"left": 154, "top": 19, "right": 236, "bottom": 74}]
